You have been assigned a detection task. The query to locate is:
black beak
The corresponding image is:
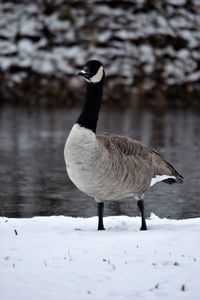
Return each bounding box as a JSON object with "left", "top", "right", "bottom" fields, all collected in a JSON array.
[
  {"left": 77, "top": 67, "right": 90, "bottom": 79},
  {"left": 78, "top": 70, "right": 87, "bottom": 76}
]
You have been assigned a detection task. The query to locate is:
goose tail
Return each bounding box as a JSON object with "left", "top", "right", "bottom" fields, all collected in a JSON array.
[
  {"left": 149, "top": 146, "right": 184, "bottom": 185},
  {"left": 162, "top": 161, "right": 184, "bottom": 184}
]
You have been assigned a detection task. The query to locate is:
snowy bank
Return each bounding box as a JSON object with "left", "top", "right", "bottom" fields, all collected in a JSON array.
[
  {"left": 1, "top": 1, "right": 200, "bottom": 106},
  {"left": 1, "top": 214, "right": 200, "bottom": 300}
]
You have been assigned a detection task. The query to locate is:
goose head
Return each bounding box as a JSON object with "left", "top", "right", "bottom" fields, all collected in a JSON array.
[{"left": 78, "top": 60, "right": 104, "bottom": 83}]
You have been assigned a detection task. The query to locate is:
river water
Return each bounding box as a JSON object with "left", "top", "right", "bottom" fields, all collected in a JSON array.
[{"left": 0, "top": 105, "right": 199, "bottom": 219}]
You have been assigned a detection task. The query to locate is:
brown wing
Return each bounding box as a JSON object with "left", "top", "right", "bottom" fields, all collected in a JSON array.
[
  {"left": 97, "top": 132, "right": 183, "bottom": 183},
  {"left": 97, "top": 133, "right": 149, "bottom": 157}
]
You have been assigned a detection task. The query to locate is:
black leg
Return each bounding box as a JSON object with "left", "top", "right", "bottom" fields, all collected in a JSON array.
[
  {"left": 137, "top": 200, "right": 147, "bottom": 231},
  {"left": 97, "top": 202, "right": 105, "bottom": 230}
]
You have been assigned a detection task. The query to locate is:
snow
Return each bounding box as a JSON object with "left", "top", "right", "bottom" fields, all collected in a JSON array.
[
  {"left": 1, "top": 214, "right": 200, "bottom": 300},
  {"left": 167, "top": 0, "right": 186, "bottom": 5},
  {"left": 1, "top": 1, "right": 200, "bottom": 89},
  {"left": 18, "top": 39, "right": 36, "bottom": 55},
  {"left": 0, "top": 41, "right": 17, "bottom": 55}
]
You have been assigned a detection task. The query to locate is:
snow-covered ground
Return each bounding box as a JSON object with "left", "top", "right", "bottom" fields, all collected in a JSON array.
[{"left": 1, "top": 214, "right": 200, "bottom": 300}]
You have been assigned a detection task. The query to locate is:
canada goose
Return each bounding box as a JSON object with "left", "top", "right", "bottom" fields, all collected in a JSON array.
[{"left": 64, "top": 60, "right": 183, "bottom": 231}]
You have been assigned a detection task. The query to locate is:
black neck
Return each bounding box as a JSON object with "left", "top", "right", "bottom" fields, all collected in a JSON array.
[{"left": 76, "top": 75, "right": 104, "bottom": 133}]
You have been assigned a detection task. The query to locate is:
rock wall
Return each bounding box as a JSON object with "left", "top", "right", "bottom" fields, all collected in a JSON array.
[{"left": 0, "top": 0, "right": 200, "bottom": 107}]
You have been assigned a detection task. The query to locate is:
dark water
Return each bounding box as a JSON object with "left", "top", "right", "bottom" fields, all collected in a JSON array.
[{"left": 0, "top": 105, "right": 200, "bottom": 219}]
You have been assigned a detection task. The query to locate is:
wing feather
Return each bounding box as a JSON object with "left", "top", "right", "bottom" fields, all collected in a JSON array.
[{"left": 97, "top": 132, "right": 183, "bottom": 184}]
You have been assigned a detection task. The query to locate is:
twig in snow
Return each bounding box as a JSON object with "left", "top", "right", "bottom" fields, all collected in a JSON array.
[
  {"left": 102, "top": 258, "right": 116, "bottom": 270},
  {"left": 67, "top": 249, "right": 73, "bottom": 261},
  {"left": 155, "top": 283, "right": 159, "bottom": 289},
  {"left": 150, "top": 283, "right": 159, "bottom": 291},
  {"left": 181, "top": 284, "right": 186, "bottom": 292},
  {"left": 87, "top": 290, "right": 91, "bottom": 295}
]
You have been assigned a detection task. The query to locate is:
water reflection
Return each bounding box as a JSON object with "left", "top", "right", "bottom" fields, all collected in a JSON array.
[{"left": 0, "top": 105, "right": 200, "bottom": 219}]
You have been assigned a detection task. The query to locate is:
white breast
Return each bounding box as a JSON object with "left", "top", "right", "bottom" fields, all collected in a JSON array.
[{"left": 64, "top": 124, "right": 98, "bottom": 193}]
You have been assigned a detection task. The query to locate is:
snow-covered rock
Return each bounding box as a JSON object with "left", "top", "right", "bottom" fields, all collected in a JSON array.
[{"left": 0, "top": 0, "right": 200, "bottom": 106}]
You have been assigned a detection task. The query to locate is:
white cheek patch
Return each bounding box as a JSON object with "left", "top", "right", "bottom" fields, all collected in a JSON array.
[
  {"left": 150, "top": 175, "right": 175, "bottom": 187},
  {"left": 89, "top": 66, "right": 104, "bottom": 83}
]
